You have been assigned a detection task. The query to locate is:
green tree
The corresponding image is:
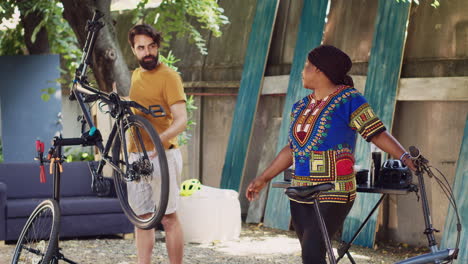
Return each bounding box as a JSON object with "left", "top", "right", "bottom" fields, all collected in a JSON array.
[
  {"left": 1, "top": 0, "right": 227, "bottom": 144},
  {"left": 133, "top": 0, "right": 228, "bottom": 55},
  {"left": 0, "top": 0, "right": 228, "bottom": 95}
]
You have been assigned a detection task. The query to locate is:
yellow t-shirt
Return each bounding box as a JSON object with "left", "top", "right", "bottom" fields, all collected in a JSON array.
[{"left": 129, "top": 63, "right": 186, "bottom": 151}]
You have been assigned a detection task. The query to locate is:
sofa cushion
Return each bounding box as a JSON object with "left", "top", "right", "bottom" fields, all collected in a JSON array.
[
  {"left": 0, "top": 161, "right": 107, "bottom": 199},
  {"left": 7, "top": 197, "right": 124, "bottom": 218},
  {"left": 59, "top": 197, "right": 123, "bottom": 215},
  {"left": 6, "top": 198, "right": 43, "bottom": 218},
  {"left": 59, "top": 162, "right": 96, "bottom": 197},
  {"left": 0, "top": 163, "right": 54, "bottom": 199},
  {"left": 6, "top": 213, "right": 134, "bottom": 241}
]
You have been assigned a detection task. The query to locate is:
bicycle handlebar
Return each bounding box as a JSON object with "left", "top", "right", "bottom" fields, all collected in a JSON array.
[
  {"left": 69, "top": 9, "right": 166, "bottom": 119},
  {"left": 73, "top": 81, "right": 166, "bottom": 118},
  {"left": 122, "top": 100, "right": 166, "bottom": 118}
]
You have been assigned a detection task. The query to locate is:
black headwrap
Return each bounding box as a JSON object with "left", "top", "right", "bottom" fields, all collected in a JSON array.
[{"left": 307, "top": 45, "right": 354, "bottom": 86}]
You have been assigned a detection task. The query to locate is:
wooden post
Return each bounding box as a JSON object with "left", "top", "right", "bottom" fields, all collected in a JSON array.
[
  {"left": 263, "top": 0, "right": 329, "bottom": 230},
  {"left": 246, "top": 118, "right": 282, "bottom": 223},
  {"left": 220, "top": 0, "right": 280, "bottom": 191},
  {"left": 441, "top": 115, "right": 468, "bottom": 263},
  {"left": 341, "top": 0, "right": 411, "bottom": 248}
]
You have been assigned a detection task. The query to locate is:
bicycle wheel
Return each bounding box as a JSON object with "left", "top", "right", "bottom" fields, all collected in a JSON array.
[
  {"left": 112, "top": 114, "right": 169, "bottom": 230},
  {"left": 11, "top": 199, "right": 60, "bottom": 264}
]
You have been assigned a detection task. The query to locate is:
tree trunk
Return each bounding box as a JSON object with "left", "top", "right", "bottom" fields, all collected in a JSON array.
[
  {"left": 61, "top": 0, "right": 130, "bottom": 95},
  {"left": 17, "top": 0, "right": 50, "bottom": 54}
]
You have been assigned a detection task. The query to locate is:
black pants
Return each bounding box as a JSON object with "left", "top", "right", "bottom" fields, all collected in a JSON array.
[{"left": 290, "top": 200, "right": 354, "bottom": 264}]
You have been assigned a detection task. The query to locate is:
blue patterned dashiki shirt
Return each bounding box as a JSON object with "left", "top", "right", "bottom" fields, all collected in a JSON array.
[{"left": 288, "top": 85, "right": 386, "bottom": 204}]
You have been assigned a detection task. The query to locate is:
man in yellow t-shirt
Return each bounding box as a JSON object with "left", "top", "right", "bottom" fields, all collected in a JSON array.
[{"left": 127, "top": 24, "right": 187, "bottom": 264}]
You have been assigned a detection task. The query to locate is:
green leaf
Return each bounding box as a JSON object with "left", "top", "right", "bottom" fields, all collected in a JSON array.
[{"left": 41, "top": 93, "right": 50, "bottom": 101}]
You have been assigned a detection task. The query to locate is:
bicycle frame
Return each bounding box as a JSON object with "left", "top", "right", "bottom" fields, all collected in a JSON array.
[
  {"left": 395, "top": 164, "right": 458, "bottom": 264},
  {"left": 69, "top": 10, "right": 165, "bottom": 181},
  {"left": 72, "top": 86, "right": 126, "bottom": 174}
]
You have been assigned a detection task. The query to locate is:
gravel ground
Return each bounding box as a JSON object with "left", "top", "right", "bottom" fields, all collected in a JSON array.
[{"left": 1, "top": 223, "right": 427, "bottom": 263}]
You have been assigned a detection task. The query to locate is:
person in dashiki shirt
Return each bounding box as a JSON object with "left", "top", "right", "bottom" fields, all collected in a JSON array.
[{"left": 246, "top": 45, "right": 416, "bottom": 264}]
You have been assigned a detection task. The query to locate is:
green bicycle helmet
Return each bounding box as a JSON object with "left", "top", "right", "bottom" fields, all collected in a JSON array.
[{"left": 180, "top": 179, "right": 202, "bottom": 196}]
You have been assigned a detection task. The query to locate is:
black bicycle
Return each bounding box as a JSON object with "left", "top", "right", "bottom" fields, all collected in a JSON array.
[
  {"left": 11, "top": 10, "right": 169, "bottom": 264},
  {"left": 284, "top": 146, "right": 461, "bottom": 264}
]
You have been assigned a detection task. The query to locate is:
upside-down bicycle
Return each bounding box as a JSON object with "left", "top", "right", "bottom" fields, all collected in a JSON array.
[{"left": 11, "top": 10, "right": 169, "bottom": 264}]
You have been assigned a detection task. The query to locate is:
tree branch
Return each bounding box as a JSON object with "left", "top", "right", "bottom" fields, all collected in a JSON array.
[{"left": 61, "top": 0, "right": 130, "bottom": 94}]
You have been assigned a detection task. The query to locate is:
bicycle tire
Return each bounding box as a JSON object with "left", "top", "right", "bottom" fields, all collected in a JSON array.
[
  {"left": 11, "top": 199, "right": 60, "bottom": 264},
  {"left": 112, "top": 114, "right": 169, "bottom": 230}
]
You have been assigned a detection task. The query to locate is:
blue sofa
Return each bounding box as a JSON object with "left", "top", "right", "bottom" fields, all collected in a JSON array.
[{"left": 0, "top": 161, "right": 133, "bottom": 241}]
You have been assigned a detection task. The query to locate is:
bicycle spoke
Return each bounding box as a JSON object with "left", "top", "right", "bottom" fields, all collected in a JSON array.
[
  {"left": 22, "top": 245, "right": 45, "bottom": 256},
  {"left": 112, "top": 115, "right": 169, "bottom": 230},
  {"left": 12, "top": 200, "right": 59, "bottom": 264}
]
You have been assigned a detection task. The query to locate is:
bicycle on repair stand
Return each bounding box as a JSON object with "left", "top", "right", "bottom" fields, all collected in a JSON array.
[{"left": 11, "top": 10, "right": 169, "bottom": 264}]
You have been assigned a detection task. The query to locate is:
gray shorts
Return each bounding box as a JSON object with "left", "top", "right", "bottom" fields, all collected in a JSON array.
[{"left": 127, "top": 148, "right": 182, "bottom": 216}]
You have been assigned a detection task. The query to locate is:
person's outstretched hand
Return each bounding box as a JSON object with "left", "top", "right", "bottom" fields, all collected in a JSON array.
[{"left": 246, "top": 177, "right": 268, "bottom": 202}]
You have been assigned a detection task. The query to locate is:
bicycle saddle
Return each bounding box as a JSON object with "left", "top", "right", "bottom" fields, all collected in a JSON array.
[{"left": 285, "top": 183, "right": 335, "bottom": 203}]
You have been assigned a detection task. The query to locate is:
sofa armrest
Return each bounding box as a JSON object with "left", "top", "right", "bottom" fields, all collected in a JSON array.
[{"left": 0, "top": 182, "right": 6, "bottom": 240}]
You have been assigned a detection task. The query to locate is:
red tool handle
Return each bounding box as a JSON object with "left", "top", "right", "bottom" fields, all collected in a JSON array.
[
  {"left": 39, "top": 165, "right": 46, "bottom": 183},
  {"left": 35, "top": 140, "right": 45, "bottom": 153},
  {"left": 36, "top": 140, "right": 46, "bottom": 183},
  {"left": 35, "top": 140, "right": 41, "bottom": 152}
]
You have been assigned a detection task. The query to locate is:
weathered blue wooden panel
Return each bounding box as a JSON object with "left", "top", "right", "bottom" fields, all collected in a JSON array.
[
  {"left": 220, "top": 0, "right": 279, "bottom": 191},
  {"left": 341, "top": 0, "right": 411, "bottom": 248},
  {"left": 441, "top": 115, "right": 467, "bottom": 263},
  {"left": 263, "top": 0, "right": 329, "bottom": 230},
  {"left": 0, "top": 55, "right": 61, "bottom": 162}
]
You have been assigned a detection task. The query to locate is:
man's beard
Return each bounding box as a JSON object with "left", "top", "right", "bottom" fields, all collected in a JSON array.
[{"left": 139, "top": 54, "right": 159, "bottom": 70}]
